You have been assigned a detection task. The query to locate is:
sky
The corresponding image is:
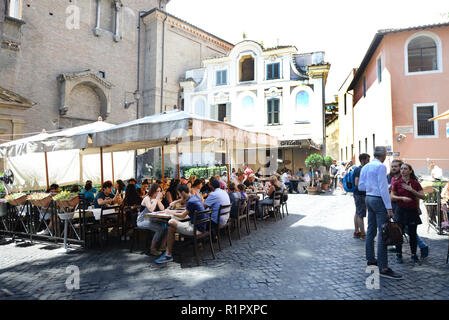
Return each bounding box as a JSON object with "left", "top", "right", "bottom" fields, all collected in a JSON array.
[{"left": 167, "top": 0, "right": 449, "bottom": 102}]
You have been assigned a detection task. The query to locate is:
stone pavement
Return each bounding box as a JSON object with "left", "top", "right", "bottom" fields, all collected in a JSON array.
[{"left": 1, "top": 193, "right": 448, "bottom": 300}]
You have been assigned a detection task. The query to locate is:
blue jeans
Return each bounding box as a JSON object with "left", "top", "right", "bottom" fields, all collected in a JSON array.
[
  {"left": 258, "top": 198, "right": 273, "bottom": 218},
  {"left": 285, "top": 181, "right": 297, "bottom": 193},
  {"left": 365, "top": 196, "right": 388, "bottom": 269}
]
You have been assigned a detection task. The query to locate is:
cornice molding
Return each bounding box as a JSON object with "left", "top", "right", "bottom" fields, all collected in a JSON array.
[{"left": 143, "top": 10, "right": 233, "bottom": 52}]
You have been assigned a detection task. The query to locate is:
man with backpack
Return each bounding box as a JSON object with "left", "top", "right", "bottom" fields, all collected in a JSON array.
[{"left": 352, "top": 154, "right": 370, "bottom": 240}]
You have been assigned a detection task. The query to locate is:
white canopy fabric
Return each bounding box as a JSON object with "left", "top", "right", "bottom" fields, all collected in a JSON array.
[
  {"left": 92, "top": 110, "right": 278, "bottom": 153},
  {"left": 0, "top": 120, "right": 134, "bottom": 191},
  {"left": 6, "top": 150, "right": 134, "bottom": 191},
  {"left": 0, "top": 120, "right": 115, "bottom": 158}
]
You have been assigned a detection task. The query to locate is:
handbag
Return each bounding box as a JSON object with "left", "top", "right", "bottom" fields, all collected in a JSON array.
[{"left": 381, "top": 219, "right": 403, "bottom": 246}]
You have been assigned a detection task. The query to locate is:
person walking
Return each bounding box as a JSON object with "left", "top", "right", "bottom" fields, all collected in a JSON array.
[
  {"left": 330, "top": 160, "right": 339, "bottom": 192},
  {"left": 358, "top": 146, "right": 402, "bottom": 279},
  {"left": 390, "top": 163, "right": 426, "bottom": 264},
  {"left": 353, "top": 153, "right": 370, "bottom": 240}
]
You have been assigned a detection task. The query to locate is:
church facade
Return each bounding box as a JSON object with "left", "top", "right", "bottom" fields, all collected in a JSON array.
[{"left": 0, "top": 0, "right": 232, "bottom": 142}]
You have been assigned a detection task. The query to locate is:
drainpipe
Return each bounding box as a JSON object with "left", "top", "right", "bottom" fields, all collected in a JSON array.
[
  {"left": 135, "top": 10, "right": 144, "bottom": 179},
  {"left": 322, "top": 75, "right": 326, "bottom": 157},
  {"left": 160, "top": 11, "right": 168, "bottom": 113}
]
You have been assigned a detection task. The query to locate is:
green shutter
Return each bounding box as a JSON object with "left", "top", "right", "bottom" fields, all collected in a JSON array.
[
  {"left": 267, "top": 100, "right": 272, "bottom": 124},
  {"left": 226, "top": 103, "right": 231, "bottom": 122},
  {"left": 274, "top": 63, "right": 280, "bottom": 79}
]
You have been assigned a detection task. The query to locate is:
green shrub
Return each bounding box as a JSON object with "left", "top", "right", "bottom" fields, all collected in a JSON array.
[
  {"left": 323, "top": 156, "right": 334, "bottom": 169},
  {"left": 305, "top": 154, "right": 324, "bottom": 170}
]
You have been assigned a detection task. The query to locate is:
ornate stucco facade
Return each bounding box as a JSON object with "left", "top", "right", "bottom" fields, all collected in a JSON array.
[{"left": 181, "top": 40, "right": 330, "bottom": 172}]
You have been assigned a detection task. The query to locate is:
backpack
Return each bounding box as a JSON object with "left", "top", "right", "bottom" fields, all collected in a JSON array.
[{"left": 342, "top": 167, "right": 357, "bottom": 192}]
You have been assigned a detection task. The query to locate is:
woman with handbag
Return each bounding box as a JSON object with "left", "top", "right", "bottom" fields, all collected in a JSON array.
[{"left": 390, "top": 163, "right": 426, "bottom": 264}]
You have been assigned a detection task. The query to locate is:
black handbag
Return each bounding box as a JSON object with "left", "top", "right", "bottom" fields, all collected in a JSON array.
[{"left": 381, "top": 219, "right": 403, "bottom": 246}]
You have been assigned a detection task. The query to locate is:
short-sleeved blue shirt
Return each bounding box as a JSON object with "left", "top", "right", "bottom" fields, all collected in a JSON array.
[
  {"left": 94, "top": 191, "right": 115, "bottom": 209},
  {"left": 204, "top": 189, "right": 231, "bottom": 224},
  {"left": 186, "top": 195, "right": 207, "bottom": 232}
]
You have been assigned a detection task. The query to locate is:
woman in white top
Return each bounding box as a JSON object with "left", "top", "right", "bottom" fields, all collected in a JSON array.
[{"left": 137, "top": 183, "right": 167, "bottom": 256}]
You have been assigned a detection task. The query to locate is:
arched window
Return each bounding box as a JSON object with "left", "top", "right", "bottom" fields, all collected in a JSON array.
[
  {"left": 241, "top": 96, "right": 254, "bottom": 125},
  {"left": 407, "top": 35, "right": 438, "bottom": 73},
  {"left": 296, "top": 91, "right": 309, "bottom": 121},
  {"left": 194, "top": 99, "right": 206, "bottom": 117},
  {"left": 239, "top": 55, "right": 255, "bottom": 82}
]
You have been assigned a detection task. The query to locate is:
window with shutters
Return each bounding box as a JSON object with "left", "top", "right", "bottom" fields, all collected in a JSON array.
[
  {"left": 216, "top": 70, "right": 227, "bottom": 86},
  {"left": 414, "top": 104, "right": 438, "bottom": 138},
  {"left": 266, "top": 63, "right": 280, "bottom": 80},
  {"left": 267, "top": 98, "right": 280, "bottom": 125},
  {"left": 377, "top": 56, "right": 382, "bottom": 83}
]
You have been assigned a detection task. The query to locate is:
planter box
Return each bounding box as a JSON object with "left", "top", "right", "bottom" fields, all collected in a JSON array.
[
  {"left": 307, "top": 187, "right": 321, "bottom": 195},
  {"left": 7, "top": 195, "right": 27, "bottom": 206},
  {"left": 29, "top": 195, "right": 53, "bottom": 208},
  {"left": 55, "top": 195, "right": 79, "bottom": 209}
]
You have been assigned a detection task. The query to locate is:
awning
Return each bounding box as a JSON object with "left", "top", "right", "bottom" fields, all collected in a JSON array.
[
  {"left": 91, "top": 110, "right": 278, "bottom": 153},
  {"left": 0, "top": 118, "right": 115, "bottom": 158},
  {"left": 429, "top": 109, "right": 449, "bottom": 121}
]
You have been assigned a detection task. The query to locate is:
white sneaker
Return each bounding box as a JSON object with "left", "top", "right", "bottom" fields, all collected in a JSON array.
[{"left": 37, "top": 229, "right": 50, "bottom": 236}]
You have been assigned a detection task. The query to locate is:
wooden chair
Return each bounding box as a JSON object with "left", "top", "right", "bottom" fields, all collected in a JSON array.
[
  {"left": 265, "top": 192, "right": 282, "bottom": 221},
  {"left": 234, "top": 199, "right": 249, "bottom": 239},
  {"left": 181, "top": 209, "right": 215, "bottom": 266},
  {"left": 281, "top": 189, "right": 289, "bottom": 218},
  {"left": 76, "top": 194, "right": 101, "bottom": 249},
  {"left": 214, "top": 204, "right": 232, "bottom": 251},
  {"left": 246, "top": 195, "right": 258, "bottom": 231},
  {"left": 99, "top": 205, "right": 121, "bottom": 247},
  {"left": 129, "top": 216, "right": 153, "bottom": 254}
]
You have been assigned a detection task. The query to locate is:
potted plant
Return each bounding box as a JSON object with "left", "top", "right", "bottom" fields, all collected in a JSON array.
[
  {"left": 305, "top": 153, "right": 324, "bottom": 195},
  {"left": 321, "top": 156, "right": 334, "bottom": 191}
]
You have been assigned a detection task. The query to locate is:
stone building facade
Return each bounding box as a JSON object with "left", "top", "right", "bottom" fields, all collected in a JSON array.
[{"left": 0, "top": 0, "right": 232, "bottom": 143}]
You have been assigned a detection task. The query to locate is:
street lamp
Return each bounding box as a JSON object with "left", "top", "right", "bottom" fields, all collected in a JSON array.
[{"left": 124, "top": 90, "right": 141, "bottom": 110}]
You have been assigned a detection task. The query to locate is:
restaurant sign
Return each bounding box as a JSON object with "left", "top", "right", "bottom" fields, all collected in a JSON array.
[{"left": 280, "top": 140, "right": 303, "bottom": 146}]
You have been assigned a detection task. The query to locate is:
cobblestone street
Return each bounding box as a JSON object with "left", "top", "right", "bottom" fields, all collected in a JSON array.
[{"left": 1, "top": 193, "right": 449, "bottom": 300}]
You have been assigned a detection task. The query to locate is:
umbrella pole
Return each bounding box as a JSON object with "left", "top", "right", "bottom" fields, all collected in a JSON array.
[
  {"left": 161, "top": 146, "right": 165, "bottom": 179},
  {"left": 100, "top": 147, "right": 104, "bottom": 185},
  {"left": 176, "top": 141, "right": 180, "bottom": 179},
  {"left": 225, "top": 139, "right": 230, "bottom": 184},
  {"left": 44, "top": 152, "right": 50, "bottom": 191},
  {"left": 111, "top": 152, "right": 115, "bottom": 183},
  {"left": 79, "top": 153, "right": 83, "bottom": 185}
]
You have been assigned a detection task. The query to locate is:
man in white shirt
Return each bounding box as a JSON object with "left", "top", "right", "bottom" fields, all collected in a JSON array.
[
  {"left": 358, "top": 146, "right": 402, "bottom": 280},
  {"left": 429, "top": 162, "right": 443, "bottom": 180}
]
